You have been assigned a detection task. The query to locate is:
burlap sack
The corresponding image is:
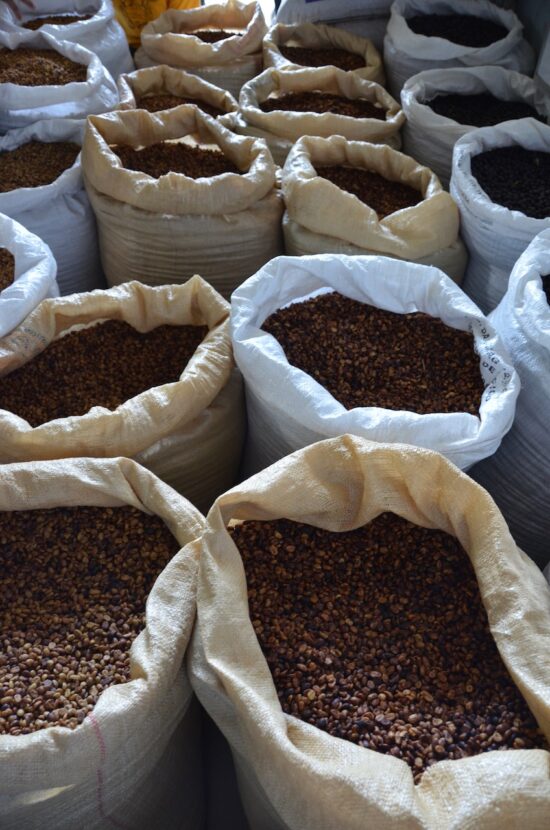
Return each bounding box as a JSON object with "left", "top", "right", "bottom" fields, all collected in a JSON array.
[
  {"left": 135, "top": 0, "right": 267, "bottom": 98},
  {"left": 82, "top": 106, "right": 283, "bottom": 300},
  {"left": 0, "top": 278, "right": 243, "bottom": 513},
  {"left": 264, "top": 22, "right": 385, "bottom": 86},
  {"left": 0, "top": 455, "right": 205, "bottom": 830},
  {"left": 282, "top": 135, "right": 467, "bottom": 280},
  {"left": 189, "top": 434, "right": 550, "bottom": 830},
  {"left": 229, "top": 66, "right": 404, "bottom": 166},
  {"left": 117, "top": 64, "right": 239, "bottom": 118}
]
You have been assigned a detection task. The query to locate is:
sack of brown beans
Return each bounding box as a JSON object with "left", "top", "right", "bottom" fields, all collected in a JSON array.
[
  {"left": 231, "top": 254, "right": 519, "bottom": 474},
  {"left": 281, "top": 135, "right": 467, "bottom": 282},
  {"left": 0, "top": 455, "right": 205, "bottom": 830},
  {"left": 117, "top": 64, "right": 239, "bottom": 120},
  {"left": 0, "top": 29, "right": 118, "bottom": 134},
  {"left": 264, "top": 22, "right": 385, "bottom": 87},
  {"left": 0, "top": 0, "right": 133, "bottom": 81},
  {"left": 0, "top": 118, "right": 105, "bottom": 296},
  {"left": 0, "top": 278, "right": 244, "bottom": 514},
  {"left": 0, "top": 212, "right": 58, "bottom": 337},
  {"left": 469, "top": 230, "right": 550, "bottom": 569},
  {"left": 450, "top": 119, "right": 550, "bottom": 314},
  {"left": 189, "top": 434, "right": 550, "bottom": 830},
  {"left": 229, "top": 66, "right": 404, "bottom": 167},
  {"left": 82, "top": 106, "right": 283, "bottom": 300},
  {"left": 383, "top": 0, "right": 535, "bottom": 100},
  {"left": 401, "top": 66, "right": 549, "bottom": 189},
  {"left": 135, "top": 0, "right": 267, "bottom": 99}
]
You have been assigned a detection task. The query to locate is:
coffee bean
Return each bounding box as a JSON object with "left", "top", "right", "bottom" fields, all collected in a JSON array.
[
  {"left": 407, "top": 14, "right": 508, "bottom": 48},
  {"left": 113, "top": 141, "right": 239, "bottom": 179},
  {"left": 22, "top": 14, "right": 93, "bottom": 30},
  {"left": 315, "top": 165, "right": 421, "bottom": 217},
  {"left": 0, "top": 319, "right": 207, "bottom": 427},
  {"left": 0, "top": 141, "right": 80, "bottom": 192},
  {"left": 541, "top": 275, "right": 550, "bottom": 305},
  {"left": 471, "top": 146, "right": 550, "bottom": 220},
  {"left": 191, "top": 29, "right": 241, "bottom": 43},
  {"left": 261, "top": 292, "right": 484, "bottom": 415},
  {"left": 0, "top": 505, "right": 179, "bottom": 735},
  {"left": 278, "top": 45, "right": 365, "bottom": 71},
  {"left": 230, "top": 513, "right": 548, "bottom": 782},
  {"left": 0, "top": 48, "right": 88, "bottom": 85},
  {"left": 138, "top": 93, "right": 224, "bottom": 118},
  {"left": 0, "top": 249, "right": 15, "bottom": 293},
  {"left": 428, "top": 93, "right": 543, "bottom": 128},
  {"left": 260, "top": 91, "right": 386, "bottom": 120}
]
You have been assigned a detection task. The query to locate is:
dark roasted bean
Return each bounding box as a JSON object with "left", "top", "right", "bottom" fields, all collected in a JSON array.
[
  {"left": 279, "top": 45, "right": 365, "bottom": 71},
  {"left": 315, "top": 164, "right": 421, "bottom": 216},
  {"left": 542, "top": 275, "right": 550, "bottom": 305},
  {"left": 260, "top": 91, "right": 386, "bottom": 120},
  {"left": 138, "top": 93, "right": 224, "bottom": 117},
  {"left": 114, "top": 141, "right": 239, "bottom": 178},
  {"left": 471, "top": 146, "right": 550, "bottom": 220},
  {"left": 23, "top": 14, "right": 93, "bottom": 30},
  {"left": 0, "top": 249, "right": 15, "bottom": 293},
  {"left": 0, "top": 48, "right": 88, "bottom": 85},
  {"left": 0, "top": 141, "right": 80, "bottom": 192},
  {"left": 191, "top": 29, "right": 241, "bottom": 42},
  {"left": 407, "top": 14, "right": 508, "bottom": 47},
  {"left": 428, "top": 92, "right": 543, "bottom": 128}
]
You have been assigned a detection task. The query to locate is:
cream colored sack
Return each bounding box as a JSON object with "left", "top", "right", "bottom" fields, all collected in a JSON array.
[
  {"left": 82, "top": 106, "right": 283, "bottom": 300},
  {"left": 0, "top": 278, "right": 243, "bottom": 513},
  {"left": 264, "top": 22, "right": 385, "bottom": 86},
  {"left": 136, "top": 0, "right": 267, "bottom": 97},
  {"left": 230, "top": 66, "right": 404, "bottom": 166},
  {"left": 189, "top": 434, "right": 550, "bottom": 830},
  {"left": 0, "top": 456, "right": 205, "bottom": 830},
  {"left": 117, "top": 65, "right": 239, "bottom": 118},
  {"left": 282, "top": 135, "right": 467, "bottom": 280}
]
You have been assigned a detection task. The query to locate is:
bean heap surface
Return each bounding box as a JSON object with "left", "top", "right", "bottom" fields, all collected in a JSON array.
[
  {"left": 191, "top": 29, "right": 240, "bottom": 42},
  {"left": 279, "top": 45, "right": 365, "bottom": 71},
  {"left": 23, "top": 14, "right": 93, "bottom": 30},
  {"left": 315, "top": 165, "right": 422, "bottom": 217},
  {"left": 114, "top": 141, "right": 239, "bottom": 178},
  {"left": 0, "top": 320, "right": 207, "bottom": 427},
  {"left": 542, "top": 275, "right": 550, "bottom": 305},
  {"left": 0, "top": 141, "right": 80, "bottom": 192},
  {"left": 407, "top": 14, "right": 508, "bottom": 47},
  {"left": 138, "top": 93, "right": 224, "bottom": 117},
  {"left": 231, "top": 512, "right": 548, "bottom": 782},
  {"left": 260, "top": 91, "right": 386, "bottom": 120},
  {"left": 0, "top": 505, "right": 179, "bottom": 735},
  {"left": 0, "top": 48, "right": 88, "bottom": 85},
  {"left": 428, "top": 93, "right": 542, "bottom": 127},
  {"left": 0, "top": 248, "right": 15, "bottom": 293},
  {"left": 471, "top": 147, "right": 550, "bottom": 220},
  {"left": 262, "top": 292, "right": 484, "bottom": 415}
]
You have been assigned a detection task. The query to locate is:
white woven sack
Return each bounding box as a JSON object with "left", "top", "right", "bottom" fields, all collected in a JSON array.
[
  {"left": 230, "top": 66, "right": 404, "bottom": 166},
  {"left": 0, "top": 212, "right": 58, "bottom": 337},
  {"left": 82, "top": 106, "right": 283, "bottom": 301},
  {"left": 135, "top": 0, "right": 267, "bottom": 99},
  {"left": 0, "top": 119, "right": 105, "bottom": 296},
  {"left": 275, "top": 1, "right": 392, "bottom": 50},
  {"left": 0, "top": 277, "right": 243, "bottom": 514},
  {"left": 117, "top": 65, "right": 239, "bottom": 118},
  {"left": 402, "top": 66, "right": 549, "bottom": 189},
  {"left": 384, "top": 0, "right": 534, "bottom": 99},
  {"left": 450, "top": 119, "right": 550, "bottom": 314},
  {"left": 232, "top": 254, "right": 519, "bottom": 473},
  {"left": 470, "top": 230, "right": 550, "bottom": 569},
  {"left": 0, "top": 29, "right": 118, "bottom": 134},
  {"left": 189, "top": 434, "right": 550, "bottom": 830},
  {"left": 281, "top": 135, "right": 467, "bottom": 281},
  {"left": 0, "top": 456, "right": 205, "bottom": 830},
  {"left": 0, "top": 0, "right": 133, "bottom": 82}
]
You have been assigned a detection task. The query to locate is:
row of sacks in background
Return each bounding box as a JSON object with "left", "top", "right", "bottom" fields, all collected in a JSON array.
[{"left": 1, "top": 436, "right": 548, "bottom": 830}]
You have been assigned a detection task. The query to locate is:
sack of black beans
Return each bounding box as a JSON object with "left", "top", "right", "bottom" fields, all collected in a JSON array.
[
  {"left": 0, "top": 212, "right": 58, "bottom": 337},
  {"left": 264, "top": 22, "right": 385, "bottom": 86},
  {"left": 450, "top": 119, "right": 550, "bottom": 314},
  {"left": 0, "top": 0, "right": 133, "bottom": 81},
  {"left": 135, "top": 0, "right": 267, "bottom": 99},
  {"left": 229, "top": 66, "right": 404, "bottom": 167},
  {"left": 469, "top": 230, "right": 550, "bottom": 569},
  {"left": 281, "top": 136, "right": 467, "bottom": 283},
  {"left": 401, "top": 66, "right": 549, "bottom": 189},
  {"left": 383, "top": 0, "right": 535, "bottom": 100},
  {"left": 117, "top": 65, "right": 239, "bottom": 120},
  {"left": 0, "top": 29, "right": 118, "bottom": 134},
  {"left": 231, "top": 254, "right": 518, "bottom": 474},
  {"left": 190, "top": 434, "right": 550, "bottom": 830},
  {"left": 82, "top": 106, "right": 283, "bottom": 300},
  {"left": 0, "top": 118, "right": 105, "bottom": 296},
  {"left": 0, "top": 455, "right": 205, "bottom": 830},
  {"left": 0, "top": 278, "right": 244, "bottom": 514}
]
